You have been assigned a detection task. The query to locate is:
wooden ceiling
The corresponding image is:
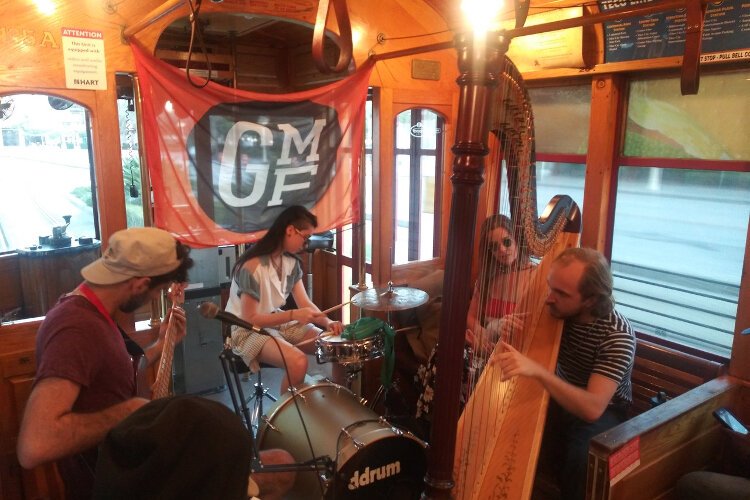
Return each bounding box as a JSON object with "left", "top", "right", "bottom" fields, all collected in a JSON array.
[
  {"left": 160, "top": 13, "right": 318, "bottom": 50},
  {"left": 158, "top": 0, "right": 589, "bottom": 51}
]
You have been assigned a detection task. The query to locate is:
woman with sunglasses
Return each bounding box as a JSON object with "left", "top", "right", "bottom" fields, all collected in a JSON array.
[
  {"left": 415, "top": 214, "right": 535, "bottom": 423},
  {"left": 225, "top": 205, "right": 344, "bottom": 394}
]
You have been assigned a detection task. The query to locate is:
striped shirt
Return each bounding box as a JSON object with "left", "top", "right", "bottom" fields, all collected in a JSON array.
[{"left": 556, "top": 309, "right": 635, "bottom": 406}]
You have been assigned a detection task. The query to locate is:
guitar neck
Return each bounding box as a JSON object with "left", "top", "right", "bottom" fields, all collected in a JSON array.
[{"left": 152, "top": 286, "right": 184, "bottom": 399}]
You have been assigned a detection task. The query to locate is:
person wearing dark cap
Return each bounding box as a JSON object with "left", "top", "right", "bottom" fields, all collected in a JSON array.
[
  {"left": 93, "top": 395, "right": 296, "bottom": 500},
  {"left": 16, "top": 226, "right": 194, "bottom": 499}
]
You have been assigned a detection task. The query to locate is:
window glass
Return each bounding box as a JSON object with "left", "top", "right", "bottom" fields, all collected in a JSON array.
[
  {"left": 393, "top": 108, "right": 444, "bottom": 264},
  {"left": 117, "top": 75, "right": 145, "bottom": 228},
  {"left": 364, "top": 99, "right": 373, "bottom": 264},
  {"left": 420, "top": 111, "right": 439, "bottom": 150},
  {"left": 611, "top": 166, "right": 750, "bottom": 357},
  {"left": 394, "top": 153, "right": 411, "bottom": 263},
  {"left": 624, "top": 70, "right": 750, "bottom": 160},
  {"left": 615, "top": 70, "right": 750, "bottom": 357},
  {"left": 0, "top": 94, "right": 97, "bottom": 252},
  {"left": 535, "top": 161, "right": 585, "bottom": 217},
  {"left": 529, "top": 85, "right": 591, "bottom": 155},
  {"left": 395, "top": 110, "right": 412, "bottom": 150},
  {"left": 341, "top": 223, "right": 352, "bottom": 259},
  {"left": 420, "top": 157, "right": 436, "bottom": 259}
]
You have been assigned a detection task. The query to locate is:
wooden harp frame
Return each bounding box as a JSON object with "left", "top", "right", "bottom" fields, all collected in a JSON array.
[{"left": 422, "top": 31, "right": 581, "bottom": 499}]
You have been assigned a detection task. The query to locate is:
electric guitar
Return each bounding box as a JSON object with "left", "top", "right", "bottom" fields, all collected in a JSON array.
[{"left": 151, "top": 283, "right": 185, "bottom": 399}]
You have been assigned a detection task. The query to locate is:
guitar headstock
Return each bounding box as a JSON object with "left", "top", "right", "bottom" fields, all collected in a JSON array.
[{"left": 168, "top": 282, "right": 186, "bottom": 307}]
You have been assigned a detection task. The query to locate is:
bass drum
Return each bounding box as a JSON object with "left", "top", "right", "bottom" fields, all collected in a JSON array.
[{"left": 257, "top": 382, "right": 427, "bottom": 499}]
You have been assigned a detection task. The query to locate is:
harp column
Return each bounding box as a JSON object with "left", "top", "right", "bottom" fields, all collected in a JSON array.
[{"left": 422, "top": 31, "right": 509, "bottom": 499}]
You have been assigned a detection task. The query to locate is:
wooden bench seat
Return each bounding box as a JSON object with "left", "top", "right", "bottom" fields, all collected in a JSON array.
[
  {"left": 587, "top": 376, "right": 746, "bottom": 500},
  {"left": 629, "top": 338, "right": 727, "bottom": 417}
]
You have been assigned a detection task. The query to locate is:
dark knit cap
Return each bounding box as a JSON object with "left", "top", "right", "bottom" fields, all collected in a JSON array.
[{"left": 93, "top": 395, "right": 252, "bottom": 500}]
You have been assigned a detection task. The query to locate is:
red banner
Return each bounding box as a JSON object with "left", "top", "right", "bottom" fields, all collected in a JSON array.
[{"left": 131, "top": 42, "right": 372, "bottom": 247}]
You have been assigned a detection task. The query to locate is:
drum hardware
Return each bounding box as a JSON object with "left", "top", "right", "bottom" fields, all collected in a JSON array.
[
  {"left": 301, "top": 231, "right": 335, "bottom": 296},
  {"left": 257, "top": 382, "right": 428, "bottom": 499},
  {"left": 219, "top": 347, "right": 277, "bottom": 432},
  {"left": 260, "top": 415, "right": 278, "bottom": 432},
  {"left": 315, "top": 330, "right": 387, "bottom": 395},
  {"left": 339, "top": 425, "right": 366, "bottom": 449}
]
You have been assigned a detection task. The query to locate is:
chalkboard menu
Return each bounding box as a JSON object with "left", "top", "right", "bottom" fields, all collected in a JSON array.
[{"left": 600, "top": 0, "right": 750, "bottom": 63}]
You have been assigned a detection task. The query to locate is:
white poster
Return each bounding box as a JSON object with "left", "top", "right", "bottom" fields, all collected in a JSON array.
[
  {"left": 504, "top": 8, "right": 586, "bottom": 72},
  {"left": 61, "top": 28, "right": 107, "bottom": 90}
]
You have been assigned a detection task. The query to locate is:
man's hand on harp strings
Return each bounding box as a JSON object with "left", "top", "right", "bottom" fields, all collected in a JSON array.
[{"left": 490, "top": 340, "right": 544, "bottom": 381}]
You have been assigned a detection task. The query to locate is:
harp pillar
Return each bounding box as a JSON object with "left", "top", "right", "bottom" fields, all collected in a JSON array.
[{"left": 422, "top": 31, "right": 510, "bottom": 499}]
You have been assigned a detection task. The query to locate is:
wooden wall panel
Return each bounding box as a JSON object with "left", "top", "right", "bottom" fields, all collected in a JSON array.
[
  {"left": 235, "top": 45, "right": 284, "bottom": 91},
  {"left": 0, "top": 255, "right": 22, "bottom": 318}
]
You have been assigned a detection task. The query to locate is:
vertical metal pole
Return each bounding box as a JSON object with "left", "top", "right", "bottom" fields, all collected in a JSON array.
[{"left": 132, "top": 74, "right": 163, "bottom": 327}]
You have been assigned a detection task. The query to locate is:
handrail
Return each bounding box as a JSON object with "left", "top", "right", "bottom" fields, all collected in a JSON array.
[{"left": 122, "top": 0, "right": 188, "bottom": 40}]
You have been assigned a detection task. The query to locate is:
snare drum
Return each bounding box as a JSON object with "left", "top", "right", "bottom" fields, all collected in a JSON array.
[
  {"left": 315, "top": 332, "right": 385, "bottom": 364},
  {"left": 257, "top": 382, "right": 427, "bottom": 499}
]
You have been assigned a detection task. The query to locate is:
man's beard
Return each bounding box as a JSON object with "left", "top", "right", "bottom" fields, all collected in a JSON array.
[
  {"left": 120, "top": 291, "right": 151, "bottom": 313},
  {"left": 547, "top": 303, "right": 584, "bottom": 321}
]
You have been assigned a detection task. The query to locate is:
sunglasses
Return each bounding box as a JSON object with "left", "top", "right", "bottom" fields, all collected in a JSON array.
[
  {"left": 294, "top": 227, "right": 312, "bottom": 241},
  {"left": 489, "top": 237, "right": 513, "bottom": 250}
]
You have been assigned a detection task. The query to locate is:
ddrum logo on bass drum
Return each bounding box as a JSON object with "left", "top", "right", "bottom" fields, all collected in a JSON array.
[{"left": 348, "top": 460, "right": 402, "bottom": 490}]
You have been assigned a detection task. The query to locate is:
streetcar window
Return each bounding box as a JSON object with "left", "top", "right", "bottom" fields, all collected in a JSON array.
[
  {"left": 393, "top": 108, "right": 445, "bottom": 264},
  {"left": 0, "top": 94, "right": 97, "bottom": 255},
  {"left": 612, "top": 70, "right": 750, "bottom": 357}
]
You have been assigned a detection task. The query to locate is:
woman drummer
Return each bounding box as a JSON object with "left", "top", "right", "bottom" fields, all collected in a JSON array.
[{"left": 225, "top": 205, "right": 344, "bottom": 393}]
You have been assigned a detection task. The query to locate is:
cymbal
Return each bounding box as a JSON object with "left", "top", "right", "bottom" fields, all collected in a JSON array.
[{"left": 351, "top": 286, "right": 429, "bottom": 311}]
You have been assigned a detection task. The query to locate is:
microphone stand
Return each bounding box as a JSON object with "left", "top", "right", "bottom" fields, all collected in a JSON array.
[{"left": 206, "top": 302, "right": 337, "bottom": 493}]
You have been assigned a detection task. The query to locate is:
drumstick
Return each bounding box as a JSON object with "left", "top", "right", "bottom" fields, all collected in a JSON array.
[
  {"left": 395, "top": 325, "right": 420, "bottom": 333},
  {"left": 296, "top": 330, "right": 337, "bottom": 347},
  {"left": 321, "top": 300, "right": 352, "bottom": 314}
]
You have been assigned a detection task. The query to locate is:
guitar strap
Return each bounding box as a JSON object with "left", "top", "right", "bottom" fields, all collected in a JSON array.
[{"left": 77, "top": 283, "right": 144, "bottom": 394}]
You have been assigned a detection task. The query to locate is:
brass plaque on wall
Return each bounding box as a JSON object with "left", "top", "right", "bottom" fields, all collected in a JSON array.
[{"left": 411, "top": 59, "right": 441, "bottom": 81}]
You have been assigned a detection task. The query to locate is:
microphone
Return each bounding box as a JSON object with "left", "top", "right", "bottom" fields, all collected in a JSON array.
[{"left": 198, "top": 301, "right": 270, "bottom": 336}]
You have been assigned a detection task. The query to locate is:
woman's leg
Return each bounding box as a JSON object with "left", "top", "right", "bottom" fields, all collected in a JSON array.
[{"left": 257, "top": 338, "right": 308, "bottom": 394}]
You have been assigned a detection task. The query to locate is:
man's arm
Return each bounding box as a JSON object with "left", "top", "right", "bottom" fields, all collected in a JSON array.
[
  {"left": 17, "top": 377, "right": 148, "bottom": 469},
  {"left": 494, "top": 341, "right": 618, "bottom": 422}
]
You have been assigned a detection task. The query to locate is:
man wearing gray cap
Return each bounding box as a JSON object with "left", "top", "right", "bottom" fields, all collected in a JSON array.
[{"left": 16, "top": 226, "right": 193, "bottom": 499}]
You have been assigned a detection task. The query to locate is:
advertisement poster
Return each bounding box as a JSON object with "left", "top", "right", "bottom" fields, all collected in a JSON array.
[{"left": 600, "top": 0, "right": 750, "bottom": 63}]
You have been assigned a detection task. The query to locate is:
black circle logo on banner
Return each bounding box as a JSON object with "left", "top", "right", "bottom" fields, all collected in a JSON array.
[{"left": 187, "top": 101, "right": 342, "bottom": 232}]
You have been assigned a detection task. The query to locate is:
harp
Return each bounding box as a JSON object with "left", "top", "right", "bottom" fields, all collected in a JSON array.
[{"left": 424, "top": 33, "right": 581, "bottom": 499}]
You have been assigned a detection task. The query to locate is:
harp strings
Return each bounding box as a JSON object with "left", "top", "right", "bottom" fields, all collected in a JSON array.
[{"left": 452, "top": 60, "right": 546, "bottom": 499}]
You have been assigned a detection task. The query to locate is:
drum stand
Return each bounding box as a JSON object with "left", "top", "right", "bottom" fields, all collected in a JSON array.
[
  {"left": 340, "top": 361, "right": 365, "bottom": 395},
  {"left": 247, "top": 417, "right": 335, "bottom": 495}
]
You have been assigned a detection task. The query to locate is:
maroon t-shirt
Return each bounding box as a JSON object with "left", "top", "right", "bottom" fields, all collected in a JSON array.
[
  {"left": 35, "top": 295, "right": 137, "bottom": 409},
  {"left": 34, "top": 295, "right": 141, "bottom": 499}
]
